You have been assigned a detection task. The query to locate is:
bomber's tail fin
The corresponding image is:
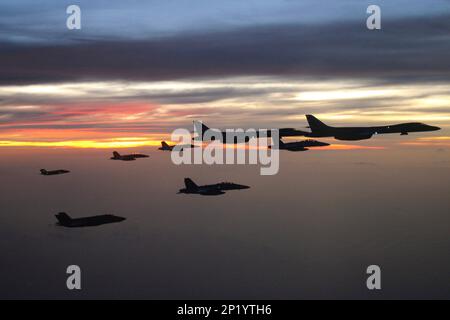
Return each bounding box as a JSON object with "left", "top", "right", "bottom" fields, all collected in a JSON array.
[
  {"left": 305, "top": 115, "right": 330, "bottom": 132},
  {"left": 55, "top": 212, "right": 71, "bottom": 224},
  {"left": 112, "top": 151, "right": 121, "bottom": 158},
  {"left": 161, "top": 141, "right": 169, "bottom": 148},
  {"left": 184, "top": 178, "right": 198, "bottom": 190}
]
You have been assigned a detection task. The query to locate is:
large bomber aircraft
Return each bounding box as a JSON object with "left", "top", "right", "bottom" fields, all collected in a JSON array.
[
  {"left": 193, "top": 121, "right": 276, "bottom": 144},
  {"left": 304, "top": 115, "right": 440, "bottom": 141}
]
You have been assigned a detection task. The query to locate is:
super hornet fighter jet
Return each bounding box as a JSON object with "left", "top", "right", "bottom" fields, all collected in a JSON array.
[
  {"left": 55, "top": 212, "right": 126, "bottom": 228},
  {"left": 304, "top": 115, "right": 440, "bottom": 141},
  {"left": 110, "top": 151, "right": 149, "bottom": 161},
  {"left": 270, "top": 139, "right": 330, "bottom": 152},
  {"left": 158, "top": 141, "right": 197, "bottom": 151},
  {"left": 40, "top": 169, "right": 70, "bottom": 175},
  {"left": 178, "top": 178, "right": 250, "bottom": 196}
]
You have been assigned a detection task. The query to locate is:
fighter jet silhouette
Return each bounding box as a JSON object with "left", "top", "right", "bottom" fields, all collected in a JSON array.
[
  {"left": 110, "top": 151, "right": 149, "bottom": 161},
  {"left": 304, "top": 115, "right": 440, "bottom": 141},
  {"left": 40, "top": 169, "right": 70, "bottom": 175},
  {"left": 178, "top": 178, "right": 250, "bottom": 196},
  {"left": 158, "top": 141, "right": 197, "bottom": 151},
  {"left": 270, "top": 139, "right": 330, "bottom": 152},
  {"left": 55, "top": 212, "right": 126, "bottom": 228}
]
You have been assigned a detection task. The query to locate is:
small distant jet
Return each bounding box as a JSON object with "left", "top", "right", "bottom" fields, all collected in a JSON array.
[
  {"left": 178, "top": 178, "right": 250, "bottom": 196},
  {"left": 110, "top": 151, "right": 149, "bottom": 161},
  {"left": 55, "top": 212, "right": 126, "bottom": 228},
  {"left": 40, "top": 169, "right": 70, "bottom": 176},
  {"left": 304, "top": 115, "right": 440, "bottom": 141},
  {"left": 270, "top": 139, "right": 330, "bottom": 152},
  {"left": 158, "top": 141, "right": 197, "bottom": 151}
]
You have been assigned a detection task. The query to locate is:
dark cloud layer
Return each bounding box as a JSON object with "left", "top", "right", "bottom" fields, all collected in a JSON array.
[{"left": 1, "top": 14, "right": 450, "bottom": 85}]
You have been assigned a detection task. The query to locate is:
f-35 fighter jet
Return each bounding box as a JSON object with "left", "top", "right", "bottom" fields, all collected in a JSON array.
[
  {"left": 55, "top": 212, "right": 126, "bottom": 228},
  {"left": 40, "top": 169, "right": 70, "bottom": 175}
]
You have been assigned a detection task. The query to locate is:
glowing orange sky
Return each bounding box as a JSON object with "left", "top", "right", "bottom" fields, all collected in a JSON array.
[{"left": 0, "top": 79, "right": 449, "bottom": 149}]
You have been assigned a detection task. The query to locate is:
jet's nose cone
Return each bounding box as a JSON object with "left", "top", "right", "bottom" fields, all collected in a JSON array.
[
  {"left": 431, "top": 125, "right": 441, "bottom": 131},
  {"left": 240, "top": 185, "right": 250, "bottom": 189}
]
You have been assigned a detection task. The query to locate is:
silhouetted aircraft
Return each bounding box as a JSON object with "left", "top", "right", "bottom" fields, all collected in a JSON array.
[
  {"left": 178, "top": 178, "right": 250, "bottom": 196},
  {"left": 158, "top": 141, "right": 197, "bottom": 151},
  {"left": 304, "top": 115, "right": 440, "bottom": 141},
  {"left": 110, "top": 151, "right": 149, "bottom": 161},
  {"left": 279, "top": 128, "right": 310, "bottom": 137},
  {"left": 270, "top": 139, "right": 330, "bottom": 151},
  {"left": 193, "top": 121, "right": 314, "bottom": 142},
  {"left": 193, "top": 121, "right": 278, "bottom": 144},
  {"left": 55, "top": 212, "right": 126, "bottom": 228},
  {"left": 40, "top": 169, "right": 70, "bottom": 175}
]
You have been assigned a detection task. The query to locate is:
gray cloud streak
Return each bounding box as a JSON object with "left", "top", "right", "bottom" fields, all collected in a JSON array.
[{"left": 1, "top": 14, "right": 450, "bottom": 85}]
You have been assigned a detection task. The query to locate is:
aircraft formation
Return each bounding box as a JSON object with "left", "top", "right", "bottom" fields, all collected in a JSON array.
[{"left": 41, "top": 114, "right": 440, "bottom": 227}]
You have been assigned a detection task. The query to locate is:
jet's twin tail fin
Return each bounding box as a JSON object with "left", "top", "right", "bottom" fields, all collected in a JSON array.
[
  {"left": 193, "top": 121, "right": 211, "bottom": 137},
  {"left": 40, "top": 169, "right": 47, "bottom": 174},
  {"left": 55, "top": 212, "right": 72, "bottom": 224},
  {"left": 306, "top": 115, "right": 330, "bottom": 132},
  {"left": 112, "top": 151, "right": 121, "bottom": 158},
  {"left": 161, "top": 141, "right": 169, "bottom": 148},
  {"left": 184, "top": 178, "right": 198, "bottom": 190}
]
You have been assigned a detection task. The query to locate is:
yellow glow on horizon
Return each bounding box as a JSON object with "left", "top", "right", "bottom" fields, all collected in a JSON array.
[
  {"left": 0, "top": 77, "right": 449, "bottom": 150},
  {"left": 418, "top": 136, "right": 450, "bottom": 141},
  {"left": 401, "top": 141, "right": 450, "bottom": 147},
  {"left": 315, "top": 144, "right": 385, "bottom": 150},
  {"left": 0, "top": 138, "right": 162, "bottom": 149}
]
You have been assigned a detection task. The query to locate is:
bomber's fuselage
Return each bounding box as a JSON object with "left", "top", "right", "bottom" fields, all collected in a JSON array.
[{"left": 306, "top": 123, "right": 440, "bottom": 140}]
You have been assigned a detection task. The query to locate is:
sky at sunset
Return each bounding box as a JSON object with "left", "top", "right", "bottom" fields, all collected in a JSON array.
[
  {"left": 0, "top": 0, "right": 449, "bottom": 148},
  {"left": 1, "top": 1, "right": 450, "bottom": 300}
]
